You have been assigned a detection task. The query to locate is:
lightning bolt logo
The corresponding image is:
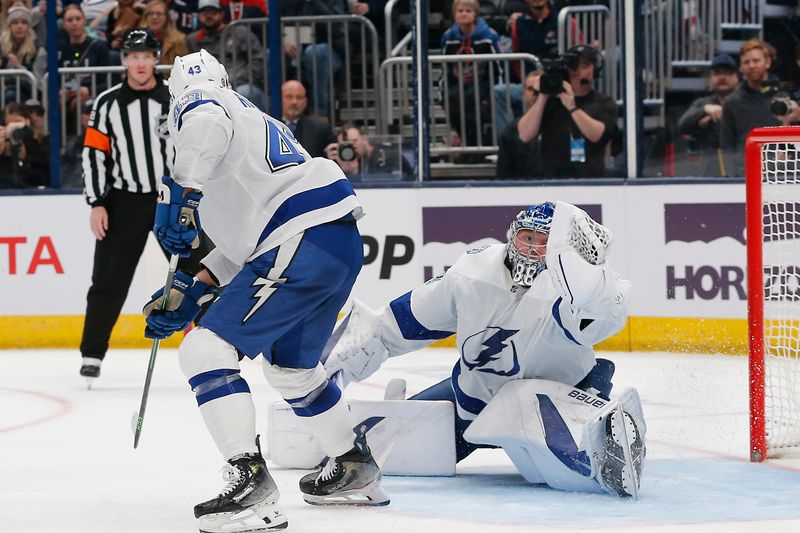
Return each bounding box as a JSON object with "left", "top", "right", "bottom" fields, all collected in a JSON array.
[
  {"left": 461, "top": 327, "right": 521, "bottom": 376},
  {"left": 241, "top": 233, "right": 302, "bottom": 323}
]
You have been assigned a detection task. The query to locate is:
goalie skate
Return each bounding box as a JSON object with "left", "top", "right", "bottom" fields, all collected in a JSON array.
[
  {"left": 299, "top": 434, "right": 389, "bottom": 506},
  {"left": 79, "top": 357, "right": 102, "bottom": 389},
  {"left": 195, "top": 450, "right": 287, "bottom": 532}
]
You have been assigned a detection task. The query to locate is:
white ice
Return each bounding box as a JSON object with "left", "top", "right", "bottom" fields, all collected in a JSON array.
[{"left": 2, "top": 347, "right": 800, "bottom": 533}]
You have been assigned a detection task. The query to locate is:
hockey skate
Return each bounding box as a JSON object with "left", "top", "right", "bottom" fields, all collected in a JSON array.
[
  {"left": 79, "top": 357, "right": 102, "bottom": 389},
  {"left": 299, "top": 434, "right": 389, "bottom": 506},
  {"left": 195, "top": 449, "right": 287, "bottom": 532}
]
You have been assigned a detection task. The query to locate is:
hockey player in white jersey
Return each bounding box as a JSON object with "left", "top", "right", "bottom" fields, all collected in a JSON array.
[
  {"left": 323, "top": 201, "right": 646, "bottom": 498},
  {"left": 141, "top": 50, "right": 388, "bottom": 533}
]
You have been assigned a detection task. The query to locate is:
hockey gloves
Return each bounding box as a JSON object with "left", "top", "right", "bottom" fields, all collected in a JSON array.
[
  {"left": 154, "top": 176, "right": 203, "bottom": 257},
  {"left": 143, "top": 271, "right": 217, "bottom": 339}
]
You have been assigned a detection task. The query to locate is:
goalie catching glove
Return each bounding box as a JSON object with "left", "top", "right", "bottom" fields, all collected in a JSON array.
[
  {"left": 545, "top": 201, "right": 617, "bottom": 310},
  {"left": 153, "top": 176, "right": 203, "bottom": 257},
  {"left": 143, "top": 271, "right": 217, "bottom": 339}
]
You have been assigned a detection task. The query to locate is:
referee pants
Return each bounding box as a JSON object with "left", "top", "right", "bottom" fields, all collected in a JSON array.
[{"left": 80, "top": 189, "right": 208, "bottom": 360}]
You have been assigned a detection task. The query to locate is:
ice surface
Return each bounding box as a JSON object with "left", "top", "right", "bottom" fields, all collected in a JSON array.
[{"left": 1, "top": 348, "right": 799, "bottom": 533}]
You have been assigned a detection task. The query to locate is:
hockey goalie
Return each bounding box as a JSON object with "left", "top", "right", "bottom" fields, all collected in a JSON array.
[{"left": 270, "top": 201, "right": 646, "bottom": 498}]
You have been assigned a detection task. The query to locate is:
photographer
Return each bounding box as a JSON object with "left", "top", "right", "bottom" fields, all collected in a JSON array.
[
  {"left": 324, "top": 122, "right": 365, "bottom": 177},
  {"left": 517, "top": 45, "right": 617, "bottom": 178},
  {"left": 720, "top": 39, "right": 799, "bottom": 176},
  {"left": 0, "top": 101, "right": 49, "bottom": 189},
  {"left": 677, "top": 53, "right": 739, "bottom": 176}
]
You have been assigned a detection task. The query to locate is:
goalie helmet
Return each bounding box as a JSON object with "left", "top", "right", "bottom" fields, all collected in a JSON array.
[
  {"left": 169, "top": 50, "right": 230, "bottom": 100},
  {"left": 506, "top": 202, "right": 555, "bottom": 286}
]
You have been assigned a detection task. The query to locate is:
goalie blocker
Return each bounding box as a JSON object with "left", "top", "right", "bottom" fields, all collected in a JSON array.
[{"left": 267, "top": 379, "right": 646, "bottom": 498}]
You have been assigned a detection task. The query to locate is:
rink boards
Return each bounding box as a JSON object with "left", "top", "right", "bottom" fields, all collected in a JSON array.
[{"left": 0, "top": 182, "right": 751, "bottom": 352}]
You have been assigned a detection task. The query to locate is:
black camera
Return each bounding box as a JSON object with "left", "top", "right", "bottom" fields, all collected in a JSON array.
[
  {"left": 9, "top": 125, "right": 32, "bottom": 145},
  {"left": 539, "top": 51, "right": 580, "bottom": 96},
  {"left": 338, "top": 142, "right": 357, "bottom": 162},
  {"left": 770, "top": 97, "right": 798, "bottom": 117}
]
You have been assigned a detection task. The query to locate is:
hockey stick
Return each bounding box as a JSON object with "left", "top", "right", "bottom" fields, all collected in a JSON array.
[{"left": 133, "top": 253, "right": 180, "bottom": 449}]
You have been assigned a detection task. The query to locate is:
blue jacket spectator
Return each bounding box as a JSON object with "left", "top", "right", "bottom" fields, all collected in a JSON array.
[{"left": 440, "top": 0, "right": 500, "bottom": 162}]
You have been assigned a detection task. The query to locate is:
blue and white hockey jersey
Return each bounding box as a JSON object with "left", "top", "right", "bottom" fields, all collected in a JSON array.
[
  {"left": 377, "top": 244, "right": 630, "bottom": 421},
  {"left": 167, "top": 84, "right": 363, "bottom": 283}
]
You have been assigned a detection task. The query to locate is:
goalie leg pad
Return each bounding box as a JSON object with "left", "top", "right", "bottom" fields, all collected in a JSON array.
[{"left": 410, "top": 377, "right": 498, "bottom": 462}]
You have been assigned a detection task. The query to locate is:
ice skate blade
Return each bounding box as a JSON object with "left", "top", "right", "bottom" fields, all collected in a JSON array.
[
  {"left": 198, "top": 499, "right": 287, "bottom": 533},
  {"left": 198, "top": 511, "right": 287, "bottom": 533},
  {"left": 85, "top": 377, "right": 96, "bottom": 390},
  {"left": 302, "top": 484, "right": 390, "bottom": 507}
]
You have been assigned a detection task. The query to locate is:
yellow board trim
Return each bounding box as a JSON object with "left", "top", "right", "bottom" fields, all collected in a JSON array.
[
  {"left": 0, "top": 315, "right": 748, "bottom": 355},
  {"left": 0, "top": 315, "right": 184, "bottom": 350}
]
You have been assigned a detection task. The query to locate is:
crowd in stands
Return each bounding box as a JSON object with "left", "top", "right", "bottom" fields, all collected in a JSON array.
[{"left": 1, "top": 0, "right": 799, "bottom": 188}]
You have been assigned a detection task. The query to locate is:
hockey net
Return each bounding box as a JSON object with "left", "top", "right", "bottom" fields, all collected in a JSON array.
[{"left": 746, "top": 126, "right": 800, "bottom": 462}]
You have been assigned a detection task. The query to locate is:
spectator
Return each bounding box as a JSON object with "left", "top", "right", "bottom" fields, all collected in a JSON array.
[
  {"left": 29, "top": 0, "right": 61, "bottom": 47},
  {"left": 166, "top": 0, "right": 199, "bottom": 35},
  {"left": 496, "top": 70, "right": 542, "bottom": 178},
  {"left": 720, "top": 39, "right": 800, "bottom": 177},
  {"left": 220, "top": 0, "right": 266, "bottom": 22},
  {"left": 0, "top": 3, "right": 40, "bottom": 101},
  {"left": 325, "top": 122, "right": 411, "bottom": 180},
  {"left": 140, "top": 0, "right": 188, "bottom": 72},
  {"left": 58, "top": 4, "right": 112, "bottom": 115},
  {"left": 348, "top": 0, "right": 387, "bottom": 51},
  {"left": 103, "top": 0, "right": 146, "bottom": 61},
  {"left": 0, "top": 101, "right": 49, "bottom": 189},
  {"left": 325, "top": 122, "right": 364, "bottom": 177},
  {"left": 23, "top": 97, "right": 44, "bottom": 137},
  {"left": 80, "top": 0, "right": 118, "bottom": 29},
  {"left": 493, "top": 0, "right": 557, "bottom": 134},
  {"left": 281, "top": 79, "right": 335, "bottom": 158},
  {"left": 677, "top": 53, "right": 739, "bottom": 177},
  {"left": 186, "top": 0, "right": 265, "bottom": 109},
  {"left": 516, "top": 44, "right": 617, "bottom": 178},
  {"left": 440, "top": 0, "right": 500, "bottom": 162},
  {"left": 281, "top": 0, "right": 346, "bottom": 118}
]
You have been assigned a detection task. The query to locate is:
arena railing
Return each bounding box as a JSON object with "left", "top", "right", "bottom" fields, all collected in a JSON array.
[
  {"left": 0, "top": 69, "right": 38, "bottom": 109},
  {"left": 557, "top": 5, "right": 618, "bottom": 105},
  {"left": 220, "top": 15, "right": 382, "bottom": 131},
  {"left": 42, "top": 65, "right": 171, "bottom": 148},
  {"left": 379, "top": 53, "right": 540, "bottom": 161}
]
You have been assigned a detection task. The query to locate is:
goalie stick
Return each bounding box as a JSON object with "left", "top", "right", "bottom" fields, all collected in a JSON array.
[{"left": 132, "top": 253, "right": 180, "bottom": 448}]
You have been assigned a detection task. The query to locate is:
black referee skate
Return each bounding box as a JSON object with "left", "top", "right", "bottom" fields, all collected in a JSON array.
[
  {"left": 79, "top": 357, "right": 102, "bottom": 389},
  {"left": 299, "top": 434, "right": 389, "bottom": 506},
  {"left": 195, "top": 446, "right": 287, "bottom": 532}
]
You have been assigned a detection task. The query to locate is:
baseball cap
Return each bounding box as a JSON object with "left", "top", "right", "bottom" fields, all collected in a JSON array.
[
  {"left": 710, "top": 53, "right": 737, "bottom": 72},
  {"left": 198, "top": 0, "right": 221, "bottom": 10}
]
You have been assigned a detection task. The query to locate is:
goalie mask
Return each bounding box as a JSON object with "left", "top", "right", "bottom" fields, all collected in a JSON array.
[{"left": 506, "top": 202, "right": 555, "bottom": 286}]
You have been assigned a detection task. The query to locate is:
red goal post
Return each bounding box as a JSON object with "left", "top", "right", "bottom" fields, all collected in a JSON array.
[{"left": 746, "top": 126, "right": 800, "bottom": 462}]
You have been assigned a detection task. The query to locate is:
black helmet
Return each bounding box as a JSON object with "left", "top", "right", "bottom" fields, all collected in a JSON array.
[{"left": 121, "top": 28, "right": 161, "bottom": 56}]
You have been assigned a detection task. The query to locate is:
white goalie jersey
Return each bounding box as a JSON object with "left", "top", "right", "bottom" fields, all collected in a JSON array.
[
  {"left": 167, "top": 81, "right": 363, "bottom": 283},
  {"left": 326, "top": 202, "right": 631, "bottom": 422}
]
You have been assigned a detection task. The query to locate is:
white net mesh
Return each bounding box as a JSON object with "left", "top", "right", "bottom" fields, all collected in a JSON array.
[{"left": 760, "top": 141, "right": 800, "bottom": 452}]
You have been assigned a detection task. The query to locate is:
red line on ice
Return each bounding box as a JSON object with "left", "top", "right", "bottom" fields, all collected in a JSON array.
[{"left": 0, "top": 387, "right": 73, "bottom": 433}]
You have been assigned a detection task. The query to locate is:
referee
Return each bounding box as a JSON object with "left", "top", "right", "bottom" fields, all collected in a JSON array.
[{"left": 79, "top": 29, "right": 207, "bottom": 382}]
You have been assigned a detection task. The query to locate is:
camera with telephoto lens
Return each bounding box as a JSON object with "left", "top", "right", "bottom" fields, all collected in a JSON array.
[
  {"left": 9, "top": 125, "right": 32, "bottom": 145},
  {"left": 338, "top": 142, "right": 356, "bottom": 162},
  {"left": 770, "top": 97, "right": 798, "bottom": 117},
  {"left": 539, "top": 51, "right": 580, "bottom": 96}
]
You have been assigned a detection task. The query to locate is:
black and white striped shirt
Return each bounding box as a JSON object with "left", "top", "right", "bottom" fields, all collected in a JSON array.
[{"left": 82, "top": 77, "right": 172, "bottom": 205}]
